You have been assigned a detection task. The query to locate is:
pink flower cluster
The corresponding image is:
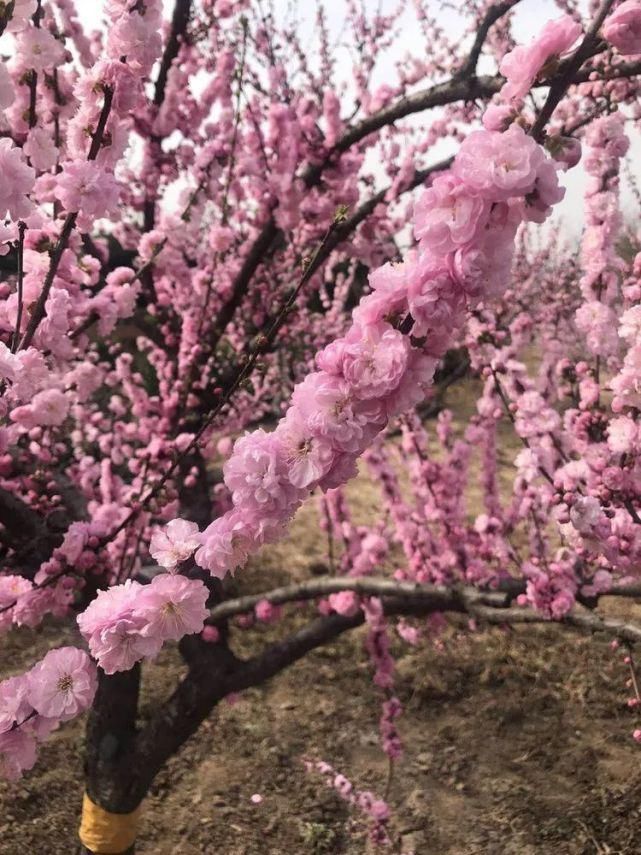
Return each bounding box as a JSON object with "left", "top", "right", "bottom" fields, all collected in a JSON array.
[
  {"left": 0, "top": 648, "right": 96, "bottom": 781},
  {"left": 186, "top": 120, "right": 564, "bottom": 584},
  {"left": 305, "top": 759, "right": 391, "bottom": 846},
  {"left": 77, "top": 574, "right": 208, "bottom": 674}
]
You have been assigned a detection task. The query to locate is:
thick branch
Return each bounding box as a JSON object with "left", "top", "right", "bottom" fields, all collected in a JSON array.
[
  {"left": 0, "top": 486, "right": 64, "bottom": 574},
  {"left": 153, "top": 0, "right": 192, "bottom": 107},
  {"left": 471, "top": 602, "right": 641, "bottom": 645},
  {"left": 208, "top": 575, "right": 510, "bottom": 622},
  {"left": 455, "top": 1, "right": 521, "bottom": 80}
]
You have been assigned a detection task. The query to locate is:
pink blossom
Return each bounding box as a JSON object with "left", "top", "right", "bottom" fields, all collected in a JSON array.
[
  {"left": 255, "top": 599, "right": 278, "bottom": 622},
  {"left": 11, "top": 388, "right": 69, "bottom": 428},
  {"left": 14, "top": 28, "right": 67, "bottom": 74},
  {"left": 137, "top": 574, "right": 209, "bottom": 641},
  {"left": 328, "top": 590, "right": 360, "bottom": 616},
  {"left": 608, "top": 417, "right": 638, "bottom": 454},
  {"left": 201, "top": 625, "right": 220, "bottom": 643},
  {"left": 0, "top": 676, "right": 31, "bottom": 733},
  {"left": 619, "top": 305, "right": 641, "bottom": 344},
  {"left": 0, "top": 730, "right": 36, "bottom": 781},
  {"left": 482, "top": 104, "right": 515, "bottom": 131},
  {"left": 77, "top": 580, "right": 162, "bottom": 674},
  {"left": 550, "top": 136, "right": 582, "bottom": 170},
  {"left": 0, "top": 139, "right": 35, "bottom": 220},
  {"left": 195, "top": 511, "right": 259, "bottom": 578},
  {"left": 407, "top": 260, "right": 465, "bottom": 342},
  {"left": 54, "top": 162, "right": 120, "bottom": 219},
  {"left": 6, "top": 0, "right": 37, "bottom": 32},
  {"left": 275, "top": 409, "right": 336, "bottom": 489},
  {"left": 500, "top": 15, "right": 582, "bottom": 101},
  {"left": 453, "top": 125, "right": 547, "bottom": 202},
  {"left": 291, "top": 373, "right": 377, "bottom": 454},
  {"left": 24, "top": 128, "right": 59, "bottom": 172},
  {"left": 514, "top": 391, "right": 560, "bottom": 437},
  {"left": 317, "top": 321, "right": 410, "bottom": 401},
  {"left": 354, "top": 259, "right": 410, "bottom": 327},
  {"left": 27, "top": 647, "right": 97, "bottom": 721},
  {"left": 569, "top": 496, "right": 604, "bottom": 535},
  {"left": 413, "top": 173, "right": 490, "bottom": 255},
  {"left": 223, "top": 429, "right": 300, "bottom": 516},
  {"left": 149, "top": 519, "right": 201, "bottom": 570},
  {"left": 603, "top": 1, "right": 641, "bottom": 56},
  {"left": 106, "top": 11, "right": 162, "bottom": 76},
  {"left": 575, "top": 301, "right": 619, "bottom": 356},
  {"left": 0, "top": 575, "right": 33, "bottom": 617}
]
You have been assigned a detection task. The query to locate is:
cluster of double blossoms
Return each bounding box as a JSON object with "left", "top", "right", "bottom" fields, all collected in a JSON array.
[{"left": 113, "top": 47, "right": 576, "bottom": 666}]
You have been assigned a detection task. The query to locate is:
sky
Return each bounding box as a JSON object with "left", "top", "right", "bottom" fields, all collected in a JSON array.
[{"left": 71, "top": 0, "right": 641, "bottom": 238}]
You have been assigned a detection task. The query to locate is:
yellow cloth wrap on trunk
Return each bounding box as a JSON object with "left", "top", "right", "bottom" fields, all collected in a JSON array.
[{"left": 78, "top": 792, "right": 141, "bottom": 854}]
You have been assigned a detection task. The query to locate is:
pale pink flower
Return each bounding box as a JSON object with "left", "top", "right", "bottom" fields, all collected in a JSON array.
[
  {"left": 570, "top": 496, "right": 604, "bottom": 535},
  {"left": 58, "top": 522, "right": 90, "bottom": 564},
  {"left": 27, "top": 647, "right": 97, "bottom": 721},
  {"left": 275, "top": 408, "right": 336, "bottom": 489},
  {"left": 106, "top": 11, "right": 162, "bottom": 76},
  {"left": 54, "top": 162, "right": 119, "bottom": 219},
  {"left": 0, "top": 139, "right": 35, "bottom": 220},
  {"left": 328, "top": 591, "right": 360, "bottom": 616},
  {"left": 514, "top": 391, "right": 560, "bottom": 437},
  {"left": 137, "top": 574, "right": 209, "bottom": 642},
  {"left": 500, "top": 15, "right": 582, "bottom": 101},
  {"left": 482, "top": 104, "right": 515, "bottom": 131},
  {"left": 0, "top": 676, "right": 31, "bottom": 733},
  {"left": 149, "top": 519, "right": 201, "bottom": 570},
  {"left": 23, "top": 128, "right": 58, "bottom": 172},
  {"left": 603, "top": 1, "right": 641, "bottom": 56},
  {"left": 0, "top": 730, "right": 36, "bottom": 781},
  {"left": 195, "top": 511, "right": 258, "bottom": 579},
  {"left": 223, "top": 429, "right": 300, "bottom": 517},
  {"left": 453, "top": 125, "right": 546, "bottom": 202},
  {"left": 77, "top": 580, "right": 161, "bottom": 674},
  {"left": 575, "top": 301, "right": 619, "bottom": 356},
  {"left": 413, "top": 173, "right": 490, "bottom": 254},
  {"left": 6, "top": 0, "right": 37, "bottom": 33},
  {"left": 11, "top": 388, "right": 69, "bottom": 428},
  {"left": 317, "top": 321, "right": 410, "bottom": 401},
  {"left": 14, "top": 28, "right": 67, "bottom": 74},
  {"left": 619, "top": 305, "right": 641, "bottom": 344},
  {"left": 608, "top": 416, "right": 638, "bottom": 454},
  {"left": 291, "top": 373, "right": 376, "bottom": 454},
  {"left": 354, "top": 259, "right": 410, "bottom": 327}
]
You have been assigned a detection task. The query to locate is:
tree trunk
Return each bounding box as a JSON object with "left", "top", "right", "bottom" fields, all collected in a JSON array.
[{"left": 79, "top": 666, "right": 142, "bottom": 855}]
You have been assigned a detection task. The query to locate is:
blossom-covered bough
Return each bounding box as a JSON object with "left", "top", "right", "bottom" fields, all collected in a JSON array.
[{"left": 2, "top": 0, "right": 641, "bottom": 850}]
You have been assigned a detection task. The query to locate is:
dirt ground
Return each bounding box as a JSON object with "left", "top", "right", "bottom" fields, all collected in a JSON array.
[
  {"left": 2, "top": 385, "right": 641, "bottom": 854},
  {"left": 3, "top": 534, "right": 641, "bottom": 854}
]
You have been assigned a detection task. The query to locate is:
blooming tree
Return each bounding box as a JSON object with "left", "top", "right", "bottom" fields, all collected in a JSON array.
[{"left": 2, "top": 0, "right": 641, "bottom": 850}]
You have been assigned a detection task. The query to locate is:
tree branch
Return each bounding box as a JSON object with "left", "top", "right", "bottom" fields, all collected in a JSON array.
[
  {"left": 153, "top": 0, "right": 192, "bottom": 108},
  {"left": 531, "top": 0, "right": 617, "bottom": 141},
  {"left": 19, "top": 85, "right": 114, "bottom": 351},
  {"left": 455, "top": 1, "right": 521, "bottom": 80},
  {"left": 208, "top": 575, "right": 510, "bottom": 623}
]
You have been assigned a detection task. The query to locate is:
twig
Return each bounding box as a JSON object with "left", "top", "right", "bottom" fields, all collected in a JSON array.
[{"left": 11, "top": 222, "right": 26, "bottom": 353}]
